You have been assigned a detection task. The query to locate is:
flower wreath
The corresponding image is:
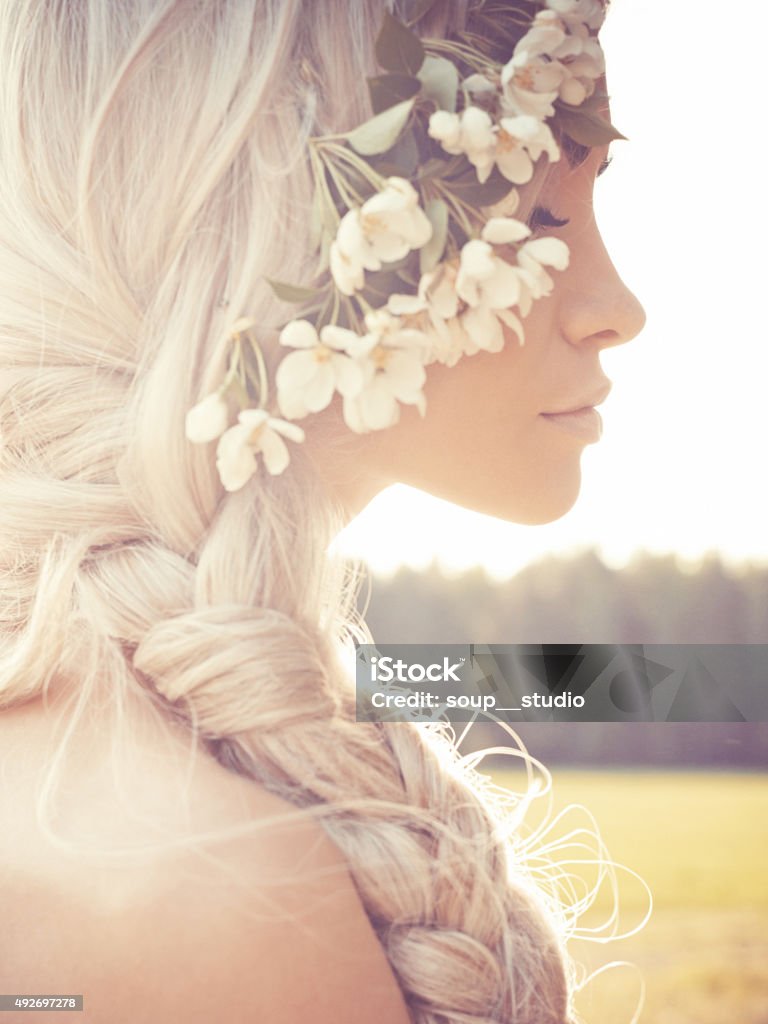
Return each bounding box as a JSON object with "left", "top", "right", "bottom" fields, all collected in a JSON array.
[{"left": 185, "top": 0, "right": 622, "bottom": 492}]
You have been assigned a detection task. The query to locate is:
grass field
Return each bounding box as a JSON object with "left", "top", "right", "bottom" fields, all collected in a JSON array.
[{"left": 491, "top": 769, "right": 768, "bottom": 1024}]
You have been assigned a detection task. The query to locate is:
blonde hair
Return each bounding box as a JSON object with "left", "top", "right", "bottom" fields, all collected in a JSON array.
[{"left": 0, "top": 2, "right": 590, "bottom": 1021}]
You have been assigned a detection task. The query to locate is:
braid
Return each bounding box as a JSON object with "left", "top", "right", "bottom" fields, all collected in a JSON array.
[{"left": 0, "top": 2, "right": 590, "bottom": 1021}]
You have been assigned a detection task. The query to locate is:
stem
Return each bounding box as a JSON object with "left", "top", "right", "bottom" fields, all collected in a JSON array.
[
  {"left": 324, "top": 159, "right": 365, "bottom": 210},
  {"left": 309, "top": 146, "right": 341, "bottom": 230},
  {"left": 316, "top": 141, "right": 387, "bottom": 191},
  {"left": 247, "top": 335, "right": 270, "bottom": 408},
  {"left": 422, "top": 38, "right": 497, "bottom": 76},
  {"left": 431, "top": 179, "right": 476, "bottom": 239}
]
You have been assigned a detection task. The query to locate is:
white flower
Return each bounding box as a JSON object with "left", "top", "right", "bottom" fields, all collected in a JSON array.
[
  {"left": 456, "top": 238, "right": 524, "bottom": 310},
  {"left": 427, "top": 109, "right": 464, "bottom": 151},
  {"left": 275, "top": 319, "right": 365, "bottom": 419},
  {"left": 429, "top": 106, "right": 498, "bottom": 183},
  {"left": 549, "top": 22, "right": 605, "bottom": 105},
  {"left": 215, "top": 409, "right": 305, "bottom": 491},
  {"left": 461, "top": 301, "right": 525, "bottom": 352},
  {"left": 494, "top": 115, "right": 560, "bottom": 183},
  {"left": 329, "top": 226, "right": 366, "bottom": 296},
  {"left": 515, "top": 236, "right": 571, "bottom": 315},
  {"left": 462, "top": 73, "right": 499, "bottom": 101},
  {"left": 388, "top": 263, "right": 473, "bottom": 367},
  {"left": 455, "top": 236, "right": 531, "bottom": 351},
  {"left": 341, "top": 310, "right": 429, "bottom": 432},
  {"left": 546, "top": 0, "right": 605, "bottom": 31},
  {"left": 517, "top": 10, "right": 568, "bottom": 56},
  {"left": 481, "top": 216, "right": 532, "bottom": 246},
  {"left": 430, "top": 106, "right": 559, "bottom": 185},
  {"left": 500, "top": 51, "right": 563, "bottom": 119},
  {"left": 329, "top": 178, "right": 433, "bottom": 296},
  {"left": 185, "top": 391, "right": 230, "bottom": 443}
]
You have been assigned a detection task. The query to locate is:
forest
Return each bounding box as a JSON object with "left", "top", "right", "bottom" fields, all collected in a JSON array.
[{"left": 362, "top": 549, "right": 768, "bottom": 767}]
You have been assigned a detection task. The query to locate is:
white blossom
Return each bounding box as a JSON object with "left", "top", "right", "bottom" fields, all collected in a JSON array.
[
  {"left": 546, "top": 0, "right": 605, "bottom": 31},
  {"left": 517, "top": 10, "right": 568, "bottom": 55},
  {"left": 456, "top": 238, "right": 524, "bottom": 311},
  {"left": 511, "top": 6, "right": 605, "bottom": 109},
  {"left": 494, "top": 115, "right": 560, "bottom": 183},
  {"left": 515, "top": 236, "right": 571, "bottom": 315},
  {"left": 388, "top": 263, "right": 473, "bottom": 367},
  {"left": 461, "top": 301, "right": 525, "bottom": 352},
  {"left": 341, "top": 310, "right": 428, "bottom": 432},
  {"left": 185, "top": 391, "right": 230, "bottom": 444},
  {"left": 548, "top": 22, "right": 605, "bottom": 105},
  {"left": 480, "top": 216, "right": 532, "bottom": 246},
  {"left": 429, "top": 106, "right": 498, "bottom": 183},
  {"left": 500, "top": 51, "right": 563, "bottom": 119},
  {"left": 329, "top": 177, "right": 433, "bottom": 296},
  {"left": 275, "top": 319, "right": 364, "bottom": 419},
  {"left": 455, "top": 237, "right": 530, "bottom": 351},
  {"left": 215, "top": 409, "right": 305, "bottom": 491}
]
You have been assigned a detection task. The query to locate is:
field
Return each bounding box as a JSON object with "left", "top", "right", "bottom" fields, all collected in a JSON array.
[{"left": 491, "top": 769, "right": 768, "bottom": 1024}]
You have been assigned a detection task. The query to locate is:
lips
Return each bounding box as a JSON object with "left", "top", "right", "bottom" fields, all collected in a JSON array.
[
  {"left": 541, "top": 381, "right": 612, "bottom": 416},
  {"left": 540, "top": 406, "right": 603, "bottom": 442}
]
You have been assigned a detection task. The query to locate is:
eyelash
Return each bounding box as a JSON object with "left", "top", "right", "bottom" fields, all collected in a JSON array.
[
  {"left": 527, "top": 206, "right": 570, "bottom": 232},
  {"left": 598, "top": 154, "right": 613, "bottom": 176}
]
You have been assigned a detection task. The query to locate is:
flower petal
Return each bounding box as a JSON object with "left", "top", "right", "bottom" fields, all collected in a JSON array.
[
  {"left": 482, "top": 217, "right": 531, "bottom": 245},
  {"left": 462, "top": 304, "right": 505, "bottom": 353},
  {"left": 303, "top": 363, "right": 336, "bottom": 413},
  {"left": 279, "top": 319, "right": 319, "bottom": 350},
  {"left": 216, "top": 425, "right": 258, "bottom": 491},
  {"left": 497, "top": 307, "right": 526, "bottom": 346},
  {"left": 185, "top": 392, "right": 229, "bottom": 443},
  {"left": 332, "top": 354, "right": 366, "bottom": 397},
  {"left": 268, "top": 417, "right": 306, "bottom": 444},
  {"left": 258, "top": 428, "right": 290, "bottom": 475},
  {"left": 385, "top": 351, "right": 426, "bottom": 399},
  {"left": 319, "top": 324, "right": 363, "bottom": 353},
  {"left": 522, "top": 237, "right": 570, "bottom": 270},
  {"left": 275, "top": 348, "right": 323, "bottom": 391},
  {"left": 481, "top": 258, "right": 522, "bottom": 309},
  {"left": 363, "top": 380, "right": 399, "bottom": 430}
]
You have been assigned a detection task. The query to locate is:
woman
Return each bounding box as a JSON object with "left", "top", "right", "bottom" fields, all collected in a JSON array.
[{"left": 0, "top": 1, "right": 644, "bottom": 1022}]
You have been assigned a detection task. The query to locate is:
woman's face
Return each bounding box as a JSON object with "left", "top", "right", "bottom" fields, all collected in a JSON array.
[
  {"left": 307, "top": 130, "right": 646, "bottom": 525},
  {"left": 325, "top": 129, "right": 651, "bottom": 524}
]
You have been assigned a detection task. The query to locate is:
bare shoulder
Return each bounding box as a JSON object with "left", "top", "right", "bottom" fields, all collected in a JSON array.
[
  {"left": 0, "top": 694, "right": 411, "bottom": 1024},
  {"left": 82, "top": 792, "right": 411, "bottom": 1024}
]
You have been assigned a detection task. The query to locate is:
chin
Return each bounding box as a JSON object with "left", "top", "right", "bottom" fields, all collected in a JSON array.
[{"left": 473, "top": 460, "right": 584, "bottom": 525}]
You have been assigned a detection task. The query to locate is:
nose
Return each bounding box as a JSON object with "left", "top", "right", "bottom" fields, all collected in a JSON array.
[{"left": 559, "top": 231, "right": 646, "bottom": 351}]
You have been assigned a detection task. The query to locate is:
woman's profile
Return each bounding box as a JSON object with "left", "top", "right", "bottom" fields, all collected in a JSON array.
[{"left": 0, "top": 1, "right": 645, "bottom": 1022}]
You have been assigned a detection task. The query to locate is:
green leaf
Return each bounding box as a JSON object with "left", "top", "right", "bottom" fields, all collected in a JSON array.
[
  {"left": 370, "top": 128, "right": 420, "bottom": 177},
  {"left": 417, "top": 55, "right": 459, "bottom": 113},
  {"left": 360, "top": 269, "right": 410, "bottom": 307},
  {"left": 266, "top": 279, "right": 321, "bottom": 303},
  {"left": 402, "top": 0, "right": 440, "bottom": 26},
  {"left": 367, "top": 73, "right": 421, "bottom": 115},
  {"left": 555, "top": 105, "right": 627, "bottom": 147},
  {"left": 374, "top": 11, "right": 425, "bottom": 76},
  {"left": 419, "top": 198, "right": 448, "bottom": 274},
  {"left": 346, "top": 97, "right": 415, "bottom": 156},
  {"left": 443, "top": 167, "right": 517, "bottom": 209}
]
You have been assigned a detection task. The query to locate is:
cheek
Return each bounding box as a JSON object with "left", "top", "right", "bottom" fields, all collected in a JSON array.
[{"left": 419, "top": 317, "right": 547, "bottom": 438}]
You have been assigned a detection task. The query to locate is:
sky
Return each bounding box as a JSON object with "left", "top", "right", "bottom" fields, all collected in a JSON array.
[{"left": 335, "top": 0, "right": 768, "bottom": 579}]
